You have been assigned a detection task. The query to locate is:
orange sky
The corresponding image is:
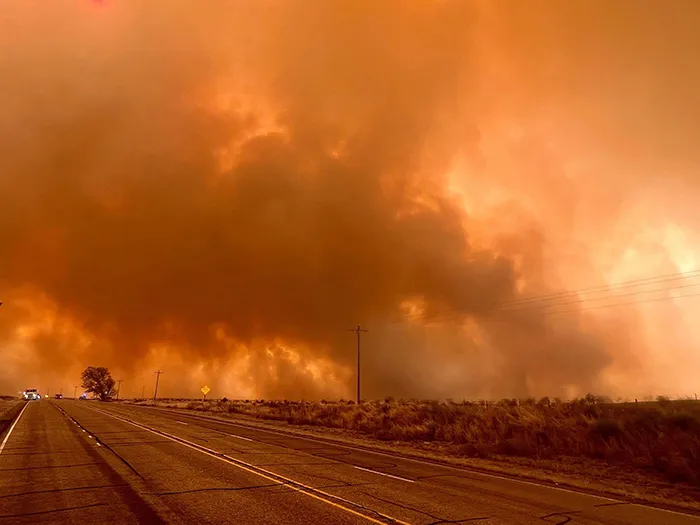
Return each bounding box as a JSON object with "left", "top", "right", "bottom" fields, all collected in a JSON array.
[{"left": 1, "top": 1, "right": 700, "bottom": 400}]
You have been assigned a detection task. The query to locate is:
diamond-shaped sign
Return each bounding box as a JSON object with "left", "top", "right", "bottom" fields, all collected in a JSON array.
[{"left": 201, "top": 385, "right": 211, "bottom": 396}]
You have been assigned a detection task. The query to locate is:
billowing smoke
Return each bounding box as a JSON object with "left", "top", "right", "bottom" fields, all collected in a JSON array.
[{"left": 1, "top": 1, "right": 699, "bottom": 400}]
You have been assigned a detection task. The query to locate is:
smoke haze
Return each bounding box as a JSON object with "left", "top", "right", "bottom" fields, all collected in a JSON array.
[{"left": 1, "top": 1, "right": 700, "bottom": 400}]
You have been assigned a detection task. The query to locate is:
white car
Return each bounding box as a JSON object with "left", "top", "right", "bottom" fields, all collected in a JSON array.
[{"left": 23, "top": 389, "right": 41, "bottom": 400}]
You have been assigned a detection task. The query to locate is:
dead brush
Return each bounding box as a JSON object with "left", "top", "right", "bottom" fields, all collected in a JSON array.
[{"left": 149, "top": 396, "right": 700, "bottom": 485}]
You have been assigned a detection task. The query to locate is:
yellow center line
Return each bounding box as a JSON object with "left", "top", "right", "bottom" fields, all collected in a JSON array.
[{"left": 85, "top": 405, "right": 412, "bottom": 525}]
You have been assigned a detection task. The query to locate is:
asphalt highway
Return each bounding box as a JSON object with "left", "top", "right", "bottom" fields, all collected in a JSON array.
[{"left": 1, "top": 400, "right": 699, "bottom": 524}]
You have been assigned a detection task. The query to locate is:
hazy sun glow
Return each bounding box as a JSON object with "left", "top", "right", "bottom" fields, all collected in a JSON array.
[{"left": 2, "top": 1, "right": 700, "bottom": 400}]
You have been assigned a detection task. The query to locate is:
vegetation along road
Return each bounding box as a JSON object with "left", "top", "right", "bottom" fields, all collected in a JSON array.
[{"left": 1, "top": 399, "right": 699, "bottom": 524}]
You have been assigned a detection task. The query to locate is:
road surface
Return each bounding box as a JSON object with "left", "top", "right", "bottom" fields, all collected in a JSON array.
[{"left": 1, "top": 400, "right": 698, "bottom": 524}]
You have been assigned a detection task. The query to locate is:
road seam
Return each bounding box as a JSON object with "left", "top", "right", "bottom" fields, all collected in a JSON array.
[
  {"left": 51, "top": 403, "right": 145, "bottom": 479},
  {"left": 0, "top": 402, "right": 29, "bottom": 456},
  {"left": 354, "top": 466, "right": 414, "bottom": 483},
  {"left": 126, "top": 405, "right": 700, "bottom": 519},
  {"left": 86, "top": 405, "right": 411, "bottom": 525}
]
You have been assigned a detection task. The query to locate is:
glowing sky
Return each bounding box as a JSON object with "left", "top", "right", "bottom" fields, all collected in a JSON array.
[{"left": 1, "top": 1, "right": 700, "bottom": 400}]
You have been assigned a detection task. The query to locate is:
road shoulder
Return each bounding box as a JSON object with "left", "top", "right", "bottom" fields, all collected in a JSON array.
[{"left": 122, "top": 401, "right": 700, "bottom": 515}]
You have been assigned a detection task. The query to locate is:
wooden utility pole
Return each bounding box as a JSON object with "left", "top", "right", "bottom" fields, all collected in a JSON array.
[
  {"left": 116, "top": 379, "right": 123, "bottom": 400},
  {"left": 153, "top": 371, "right": 163, "bottom": 401},
  {"left": 74, "top": 385, "right": 78, "bottom": 399},
  {"left": 347, "top": 325, "right": 368, "bottom": 404}
]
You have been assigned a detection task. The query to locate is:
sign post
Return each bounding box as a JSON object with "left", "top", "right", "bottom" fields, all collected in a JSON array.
[{"left": 201, "top": 385, "right": 210, "bottom": 402}]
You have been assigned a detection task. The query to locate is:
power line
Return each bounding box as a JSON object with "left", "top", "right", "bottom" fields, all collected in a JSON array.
[
  {"left": 412, "top": 287, "right": 700, "bottom": 324},
  {"left": 494, "top": 269, "right": 700, "bottom": 309},
  {"left": 537, "top": 289, "right": 700, "bottom": 317},
  {"left": 495, "top": 281, "right": 700, "bottom": 314},
  {"left": 401, "top": 270, "right": 700, "bottom": 323}
]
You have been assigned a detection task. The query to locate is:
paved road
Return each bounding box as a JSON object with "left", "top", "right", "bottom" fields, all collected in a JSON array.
[{"left": 1, "top": 401, "right": 698, "bottom": 524}]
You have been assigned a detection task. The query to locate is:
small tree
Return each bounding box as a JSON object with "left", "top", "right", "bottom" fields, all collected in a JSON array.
[{"left": 81, "top": 366, "right": 116, "bottom": 401}]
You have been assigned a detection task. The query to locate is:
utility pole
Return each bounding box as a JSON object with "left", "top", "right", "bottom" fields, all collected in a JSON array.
[
  {"left": 347, "top": 324, "right": 368, "bottom": 404},
  {"left": 116, "top": 379, "right": 123, "bottom": 400},
  {"left": 153, "top": 370, "right": 163, "bottom": 401},
  {"left": 74, "top": 385, "right": 78, "bottom": 399},
  {"left": 142, "top": 385, "right": 145, "bottom": 399}
]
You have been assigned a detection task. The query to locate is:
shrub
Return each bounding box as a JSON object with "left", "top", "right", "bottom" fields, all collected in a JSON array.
[
  {"left": 588, "top": 419, "right": 623, "bottom": 441},
  {"left": 158, "top": 396, "right": 700, "bottom": 485}
]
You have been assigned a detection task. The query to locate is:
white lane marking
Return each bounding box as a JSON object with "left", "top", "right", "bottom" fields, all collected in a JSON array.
[
  {"left": 141, "top": 406, "right": 700, "bottom": 518},
  {"left": 157, "top": 408, "right": 608, "bottom": 497},
  {"left": 230, "top": 434, "right": 253, "bottom": 441},
  {"left": 96, "top": 442, "right": 102, "bottom": 447},
  {"left": 629, "top": 504, "right": 700, "bottom": 519},
  {"left": 354, "top": 466, "right": 415, "bottom": 483},
  {"left": 175, "top": 421, "right": 188, "bottom": 425},
  {"left": 0, "top": 403, "right": 30, "bottom": 456},
  {"left": 113, "top": 404, "right": 700, "bottom": 519},
  {"left": 88, "top": 435, "right": 93, "bottom": 439},
  {"left": 86, "top": 406, "right": 409, "bottom": 525}
]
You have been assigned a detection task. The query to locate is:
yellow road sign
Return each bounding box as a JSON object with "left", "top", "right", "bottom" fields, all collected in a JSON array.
[{"left": 201, "top": 385, "right": 211, "bottom": 396}]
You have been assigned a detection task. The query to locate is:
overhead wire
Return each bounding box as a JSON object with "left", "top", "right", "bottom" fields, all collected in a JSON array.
[
  {"left": 539, "top": 290, "right": 700, "bottom": 317},
  {"left": 494, "top": 269, "right": 700, "bottom": 308},
  {"left": 398, "top": 269, "right": 700, "bottom": 323}
]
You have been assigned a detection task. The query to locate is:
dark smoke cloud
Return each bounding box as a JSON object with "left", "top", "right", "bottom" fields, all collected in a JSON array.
[{"left": 1, "top": 1, "right": 699, "bottom": 399}]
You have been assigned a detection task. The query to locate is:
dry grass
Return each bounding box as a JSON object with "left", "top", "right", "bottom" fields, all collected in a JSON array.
[
  {"left": 129, "top": 395, "right": 700, "bottom": 489},
  {"left": 0, "top": 399, "right": 21, "bottom": 415},
  {"left": 0, "top": 399, "right": 23, "bottom": 436}
]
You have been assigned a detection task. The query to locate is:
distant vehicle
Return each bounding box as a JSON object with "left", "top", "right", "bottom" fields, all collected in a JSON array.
[
  {"left": 23, "top": 389, "right": 41, "bottom": 400},
  {"left": 79, "top": 393, "right": 88, "bottom": 400},
  {"left": 54, "top": 393, "right": 63, "bottom": 399}
]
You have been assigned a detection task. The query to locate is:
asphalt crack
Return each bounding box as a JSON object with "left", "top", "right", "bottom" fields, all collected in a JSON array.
[
  {"left": 153, "top": 483, "right": 280, "bottom": 496},
  {"left": 0, "top": 502, "right": 106, "bottom": 519},
  {"left": 292, "top": 469, "right": 360, "bottom": 487},
  {"left": 539, "top": 510, "right": 583, "bottom": 524},
  {"left": 0, "top": 462, "right": 102, "bottom": 472},
  {"left": 363, "top": 491, "right": 490, "bottom": 524},
  {"left": 51, "top": 403, "right": 145, "bottom": 480},
  {"left": 254, "top": 461, "right": 336, "bottom": 467},
  {"left": 0, "top": 483, "right": 127, "bottom": 500},
  {"left": 89, "top": 406, "right": 405, "bottom": 525},
  {"left": 425, "top": 519, "right": 491, "bottom": 525},
  {"left": 0, "top": 450, "right": 81, "bottom": 457},
  {"left": 106, "top": 440, "right": 174, "bottom": 448}
]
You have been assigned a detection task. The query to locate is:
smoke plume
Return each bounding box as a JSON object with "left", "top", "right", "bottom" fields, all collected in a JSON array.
[{"left": 1, "top": 1, "right": 700, "bottom": 400}]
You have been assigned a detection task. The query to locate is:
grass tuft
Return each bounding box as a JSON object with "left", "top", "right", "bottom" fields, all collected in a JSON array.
[{"left": 127, "top": 396, "right": 700, "bottom": 486}]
